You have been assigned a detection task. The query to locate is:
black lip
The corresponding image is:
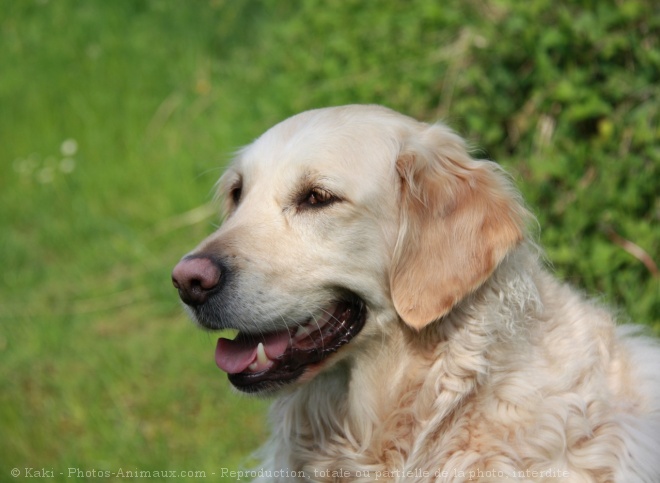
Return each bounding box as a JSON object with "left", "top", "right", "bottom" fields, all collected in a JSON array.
[{"left": 227, "top": 298, "right": 366, "bottom": 394}]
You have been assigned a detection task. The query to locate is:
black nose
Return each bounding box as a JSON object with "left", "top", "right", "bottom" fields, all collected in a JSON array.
[{"left": 172, "top": 256, "right": 222, "bottom": 306}]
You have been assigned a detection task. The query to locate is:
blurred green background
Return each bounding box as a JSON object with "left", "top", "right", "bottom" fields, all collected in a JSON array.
[{"left": 1, "top": 0, "right": 658, "bottom": 481}]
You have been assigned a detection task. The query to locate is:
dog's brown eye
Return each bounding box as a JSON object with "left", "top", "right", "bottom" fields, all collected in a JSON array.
[
  {"left": 303, "top": 188, "right": 337, "bottom": 208},
  {"left": 230, "top": 184, "right": 242, "bottom": 205}
]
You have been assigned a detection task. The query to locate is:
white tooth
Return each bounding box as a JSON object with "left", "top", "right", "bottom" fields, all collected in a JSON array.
[
  {"left": 248, "top": 361, "right": 258, "bottom": 371},
  {"left": 256, "top": 342, "right": 268, "bottom": 365},
  {"left": 294, "top": 325, "right": 310, "bottom": 339},
  {"left": 315, "top": 309, "right": 336, "bottom": 329}
]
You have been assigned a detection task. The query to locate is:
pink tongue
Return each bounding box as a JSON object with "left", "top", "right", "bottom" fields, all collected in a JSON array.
[{"left": 215, "top": 330, "right": 292, "bottom": 374}]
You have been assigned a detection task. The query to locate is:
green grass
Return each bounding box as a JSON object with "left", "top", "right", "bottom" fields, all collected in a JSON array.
[
  {"left": 1, "top": 1, "right": 270, "bottom": 480},
  {"left": 1, "top": 0, "right": 658, "bottom": 481}
]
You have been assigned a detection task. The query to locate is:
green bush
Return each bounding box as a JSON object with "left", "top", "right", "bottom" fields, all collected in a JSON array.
[{"left": 211, "top": 0, "right": 659, "bottom": 328}]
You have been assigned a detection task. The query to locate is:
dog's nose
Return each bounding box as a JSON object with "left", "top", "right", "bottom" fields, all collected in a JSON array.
[{"left": 172, "top": 256, "right": 222, "bottom": 306}]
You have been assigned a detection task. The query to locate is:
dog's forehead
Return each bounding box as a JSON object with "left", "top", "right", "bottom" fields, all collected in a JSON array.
[{"left": 236, "top": 107, "right": 403, "bottom": 190}]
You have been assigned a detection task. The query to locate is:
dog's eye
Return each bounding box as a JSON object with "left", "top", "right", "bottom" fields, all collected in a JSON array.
[
  {"left": 302, "top": 188, "right": 337, "bottom": 208},
  {"left": 230, "top": 183, "right": 242, "bottom": 205}
]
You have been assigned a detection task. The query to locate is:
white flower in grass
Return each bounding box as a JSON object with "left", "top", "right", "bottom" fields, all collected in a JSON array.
[
  {"left": 60, "top": 138, "right": 78, "bottom": 157},
  {"left": 37, "top": 166, "right": 55, "bottom": 184},
  {"left": 13, "top": 157, "right": 38, "bottom": 175},
  {"left": 59, "top": 157, "right": 76, "bottom": 173}
]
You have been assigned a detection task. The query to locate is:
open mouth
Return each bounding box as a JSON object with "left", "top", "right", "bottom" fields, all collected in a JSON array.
[{"left": 214, "top": 298, "right": 366, "bottom": 393}]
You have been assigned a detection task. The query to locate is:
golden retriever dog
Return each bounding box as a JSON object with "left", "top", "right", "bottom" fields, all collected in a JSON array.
[{"left": 172, "top": 105, "right": 660, "bottom": 482}]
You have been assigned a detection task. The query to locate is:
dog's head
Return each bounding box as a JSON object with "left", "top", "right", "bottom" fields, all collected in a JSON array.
[{"left": 172, "top": 105, "right": 526, "bottom": 394}]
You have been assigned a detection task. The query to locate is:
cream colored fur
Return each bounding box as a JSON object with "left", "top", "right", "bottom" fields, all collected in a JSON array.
[{"left": 200, "top": 105, "right": 660, "bottom": 482}]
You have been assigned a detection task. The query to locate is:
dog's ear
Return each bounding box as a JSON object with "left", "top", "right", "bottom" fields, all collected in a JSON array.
[{"left": 390, "top": 124, "right": 526, "bottom": 330}]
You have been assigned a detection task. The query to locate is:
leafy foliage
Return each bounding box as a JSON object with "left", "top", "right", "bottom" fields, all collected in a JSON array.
[{"left": 210, "top": 0, "right": 659, "bottom": 327}]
